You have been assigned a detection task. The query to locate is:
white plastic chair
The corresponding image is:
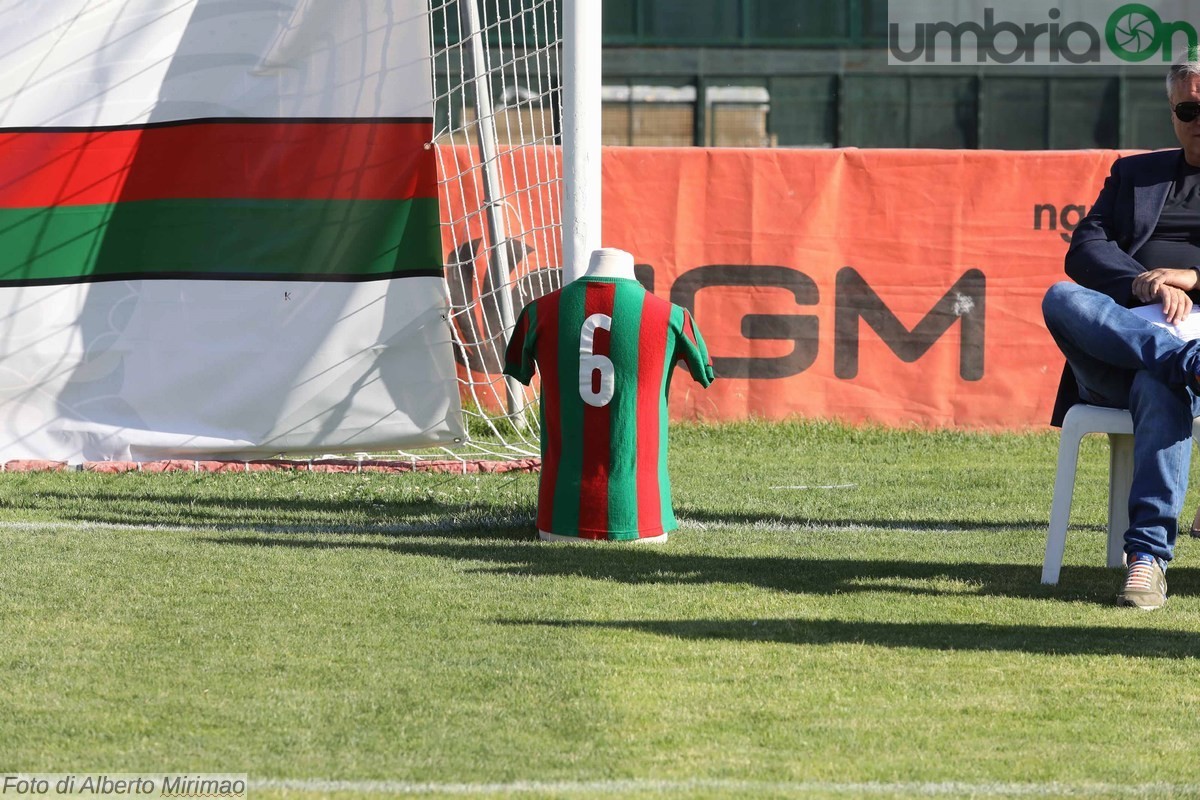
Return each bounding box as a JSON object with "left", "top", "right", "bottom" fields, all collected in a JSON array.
[{"left": 1042, "top": 403, "right": 1200, "bottom": 584}]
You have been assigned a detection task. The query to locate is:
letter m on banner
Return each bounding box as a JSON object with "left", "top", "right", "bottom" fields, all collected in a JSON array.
[
  {"left": 834, "top": 267, "right": 986, "bottom": 381},
  {"left": 0, "top": 1, "right": 465, "bottom": 462}
]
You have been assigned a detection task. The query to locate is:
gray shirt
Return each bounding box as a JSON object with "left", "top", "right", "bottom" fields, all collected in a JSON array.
[{"left": 1133, "top": 154, "right": 1200, "bottom": 270}]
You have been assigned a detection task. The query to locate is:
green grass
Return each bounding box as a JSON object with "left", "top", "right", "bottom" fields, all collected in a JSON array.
[{"left": 2, "top": 419, "right": 1200, "bottom": 799}]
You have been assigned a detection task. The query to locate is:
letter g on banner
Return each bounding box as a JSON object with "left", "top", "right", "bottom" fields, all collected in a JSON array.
[{"left": 671, "top": 265, "right": 818, "bottom": 379}]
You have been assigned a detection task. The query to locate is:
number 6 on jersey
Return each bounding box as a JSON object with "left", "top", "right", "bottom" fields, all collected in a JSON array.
[{"left": 579, "top": 313, "right": 614, "bottom": 407}]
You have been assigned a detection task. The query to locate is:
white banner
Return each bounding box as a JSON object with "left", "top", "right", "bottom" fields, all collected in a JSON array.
[{"left": 0, "top": 1, "right": 465, "bottom": 462}]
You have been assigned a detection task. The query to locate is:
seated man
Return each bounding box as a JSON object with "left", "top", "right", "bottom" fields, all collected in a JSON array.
[{"left": 1043, "top": 59, "right": 1200, "bottom": 610}]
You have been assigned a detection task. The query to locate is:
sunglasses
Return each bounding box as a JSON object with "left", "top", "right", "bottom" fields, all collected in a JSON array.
[{"left": 1175, "top": 101, "right": 1200, "bottom": 122}]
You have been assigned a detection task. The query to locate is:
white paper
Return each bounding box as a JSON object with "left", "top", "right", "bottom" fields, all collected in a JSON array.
[{"left": 1130, "top": 303, "right": 1200, "bottom": 341}]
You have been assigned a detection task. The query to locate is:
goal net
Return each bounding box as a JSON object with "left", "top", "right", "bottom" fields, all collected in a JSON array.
[{"left": 425, "top": 0, "right": 565, "bottom": 462}]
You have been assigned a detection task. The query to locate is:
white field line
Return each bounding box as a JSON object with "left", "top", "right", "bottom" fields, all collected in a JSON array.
[
  {"left": 250, "top": 778, "right": 1200, "bottom": 797},
  {"left": 0, "top": 516, "right": 536, "bottom": 535},
  {"left": 675, "top": 518, "right": 1018, "bottom": 534},
  {"left": 769, "top": 484, "right": 858, "bottom": 490}
]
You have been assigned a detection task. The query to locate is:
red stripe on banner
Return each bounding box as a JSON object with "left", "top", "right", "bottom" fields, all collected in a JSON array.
[
  {"left": 636, "top": 296, "right": 671, "bottom": 535},
  {"left": 535, "top": 294, "right": 562, "bottom": 534},
  {"left": 0, "top": 120, "right": 435, "bottom": 207},
  {"left": 578, "top": 281, "right": 615, "bottom": 536}
]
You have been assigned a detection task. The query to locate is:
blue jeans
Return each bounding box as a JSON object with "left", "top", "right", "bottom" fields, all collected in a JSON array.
[{"left": 1042, "top": 281, "right": 1200, "bottom": 563}]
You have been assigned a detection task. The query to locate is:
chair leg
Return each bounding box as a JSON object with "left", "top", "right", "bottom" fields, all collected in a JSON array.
[
  {"left": 1043, "top": 425, "right": 1086, "bottom": 585},
  {"left": 1107, "top": 433, "right": 1133, "bottom": 569}
]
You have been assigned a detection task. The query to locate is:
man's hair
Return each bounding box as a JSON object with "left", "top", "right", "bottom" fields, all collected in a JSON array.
[{"left": 1168, "top": 60, "right": 1200, "bottom": 99}]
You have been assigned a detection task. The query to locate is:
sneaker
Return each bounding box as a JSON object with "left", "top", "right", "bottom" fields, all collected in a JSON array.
[{"left": 1117, "top": 553, "right": 1167, "bottom": 610}]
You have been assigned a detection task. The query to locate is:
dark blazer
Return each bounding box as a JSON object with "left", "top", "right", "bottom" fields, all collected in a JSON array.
[{"left": 1051, "top": 148, "right": 1183, "bottom": 426}]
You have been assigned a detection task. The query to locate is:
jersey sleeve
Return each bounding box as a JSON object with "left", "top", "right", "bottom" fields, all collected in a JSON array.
[
  {"left": 502, "top": 302, "right": 537, "bottom": 385},
  {"left": 674, "top": 307, "right": 715, "bottom": 387}
]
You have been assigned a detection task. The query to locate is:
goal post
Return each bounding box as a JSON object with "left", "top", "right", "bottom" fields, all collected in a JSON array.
[
  {"left": 562, "top": 0, "right": 602, "bottom": 284},
  {"left": 427, "top": 0, "right": 599, "bottom": 460}
]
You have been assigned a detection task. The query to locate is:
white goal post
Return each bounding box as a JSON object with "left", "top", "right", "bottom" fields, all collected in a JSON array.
[{"left": 425, "top": 0, "right": 599, "bottom": 461}]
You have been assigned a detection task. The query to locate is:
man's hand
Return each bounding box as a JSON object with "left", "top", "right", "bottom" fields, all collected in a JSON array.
[
  {"left": 1132, "top": 267, "right": 1200, "bottom": 303},
  {"left": 1159, "top": 285, "right": 1194, "bottom": 325}
]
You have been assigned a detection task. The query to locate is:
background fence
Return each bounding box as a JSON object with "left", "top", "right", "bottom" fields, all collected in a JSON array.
[{"left": 434, "top": 0, "right": 1181, "bottom": 150}]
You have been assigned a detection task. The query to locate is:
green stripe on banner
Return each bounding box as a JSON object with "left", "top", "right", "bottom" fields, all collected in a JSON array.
[
  {"left": 606, "top": 281, "right": 643, "bottom": 535},
  {"left": 0, "top": 197, "right": 442, "bottom": 285}
]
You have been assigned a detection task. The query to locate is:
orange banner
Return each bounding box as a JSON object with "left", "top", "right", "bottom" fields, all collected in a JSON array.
[{"left": 443, "top": 146, "right": 1135, "bottom": 430}]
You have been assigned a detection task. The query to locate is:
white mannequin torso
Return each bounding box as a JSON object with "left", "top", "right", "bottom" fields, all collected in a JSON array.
[{"left": 583, "top": 247, "right": 636, "bottom": 280}]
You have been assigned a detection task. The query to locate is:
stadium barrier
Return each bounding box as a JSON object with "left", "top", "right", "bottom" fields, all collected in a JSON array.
[{"left": 443, "top": 146, "right": 1135, "bottom": 430}]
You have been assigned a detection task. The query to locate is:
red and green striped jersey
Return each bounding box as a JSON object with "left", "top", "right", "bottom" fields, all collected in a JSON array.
[{"left": 503, "top": 276, "right": 715, "bottom": 540}]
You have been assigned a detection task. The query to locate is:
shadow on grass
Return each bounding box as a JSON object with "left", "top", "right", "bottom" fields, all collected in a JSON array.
[
  {"left": 202, "top": 533, "right": 1199, "bottom": 605},
  {"left": 3, "top": 486, "right": 1064, "bottom": 537},
  {"left": 503, "top": 617, "right": 1200, "bottom": 659},
  {"left": 0, "top": 482, "right": 533, "bottom": 534}
]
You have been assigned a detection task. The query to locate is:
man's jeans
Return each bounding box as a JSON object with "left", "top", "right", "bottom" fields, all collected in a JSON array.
[{"left": 1042, "top": 281, "right": 1200, "bottom": 563}]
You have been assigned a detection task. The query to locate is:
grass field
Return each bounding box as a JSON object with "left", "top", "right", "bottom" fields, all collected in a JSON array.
[{"left": 2, "top": 420, "right": 1200, "bottom": 799}]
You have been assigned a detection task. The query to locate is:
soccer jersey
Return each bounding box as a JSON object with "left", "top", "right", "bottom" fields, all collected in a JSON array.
[{"left": 503, "top": 276, "right": 715, "bottom": 540}]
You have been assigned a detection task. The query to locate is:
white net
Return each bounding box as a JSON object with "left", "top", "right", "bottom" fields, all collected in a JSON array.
[{"left": 424, "top": 0, "right": 564, "bottom": 462}]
